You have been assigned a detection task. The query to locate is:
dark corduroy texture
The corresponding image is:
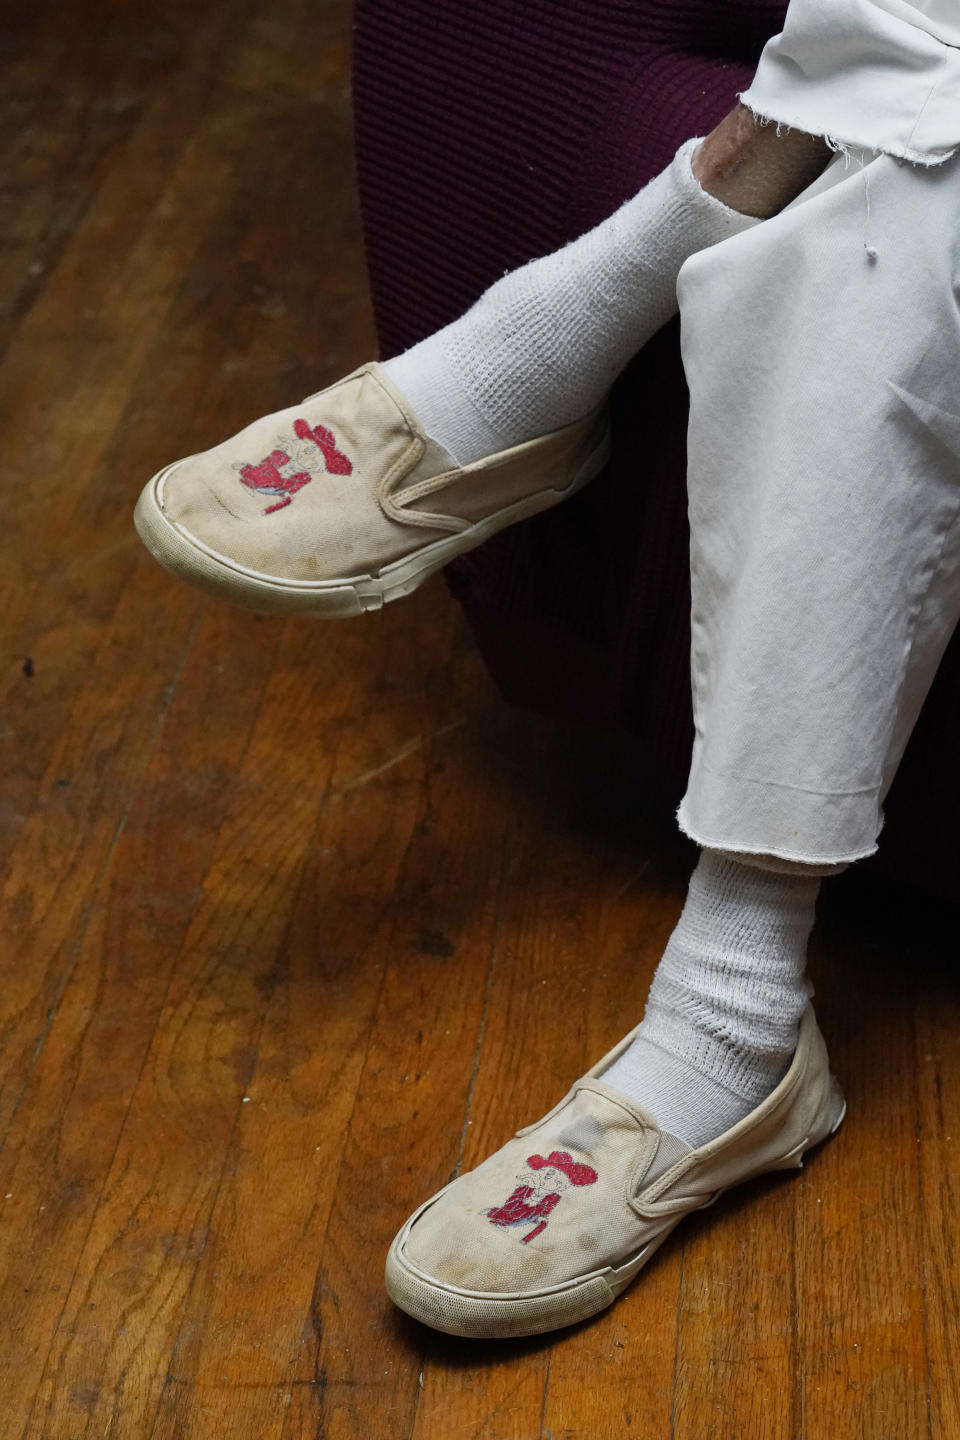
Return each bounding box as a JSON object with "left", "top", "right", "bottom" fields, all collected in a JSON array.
[{"left": 353, "top": 0, "right": 960, "bottom": 902}]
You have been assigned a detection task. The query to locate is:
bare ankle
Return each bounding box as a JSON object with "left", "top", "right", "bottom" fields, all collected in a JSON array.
[{"left": 692, "top": 103, "right": 832, "bottom": 219}]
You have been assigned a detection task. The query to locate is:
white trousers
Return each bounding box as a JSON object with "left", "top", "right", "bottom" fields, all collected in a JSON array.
[{"left": 675, "top": 147, "right": 960, "bottom": 868}]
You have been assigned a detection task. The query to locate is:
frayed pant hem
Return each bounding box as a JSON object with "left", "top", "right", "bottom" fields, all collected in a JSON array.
[
  {"left": 735, "top": 93, "right": 954, "bottom": 168},
  {"left": 675, "top": 805, "right": 875, "bottom": 873}
]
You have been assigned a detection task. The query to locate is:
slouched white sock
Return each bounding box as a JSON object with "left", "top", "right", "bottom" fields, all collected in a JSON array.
[
  {"left": 384, "top": 138, "right": 761, "bottom": 464},
  {"left": 603, "top": 851, "right": 819, "bottom": 1150}
]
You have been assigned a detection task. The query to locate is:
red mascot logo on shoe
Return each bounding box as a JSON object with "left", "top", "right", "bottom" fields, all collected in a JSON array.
[
  {"left": 238, "top": 418, "right": 353, "bottom": 514},
  {"left": 486, "top": 1150, "right": 598, "bottom": 1244}
]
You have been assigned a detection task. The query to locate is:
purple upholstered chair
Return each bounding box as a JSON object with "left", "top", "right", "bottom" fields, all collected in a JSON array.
[{"left": 353, "top": 0, "right": 960, "bottom": 902}]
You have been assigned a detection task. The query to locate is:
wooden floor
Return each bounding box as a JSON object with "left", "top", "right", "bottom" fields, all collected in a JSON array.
[{"left": 3, "top": 1, "right": 959, "bottom": 1434}]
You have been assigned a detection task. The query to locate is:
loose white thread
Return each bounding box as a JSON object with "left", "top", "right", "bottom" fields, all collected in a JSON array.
[{"left": 863, "top": 162, "right": 879, "bottom": 262}]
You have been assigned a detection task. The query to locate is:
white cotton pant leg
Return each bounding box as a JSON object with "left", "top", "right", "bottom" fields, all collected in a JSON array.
[{"left": 675, "top": 148, "right": 960, "bottom": 868}]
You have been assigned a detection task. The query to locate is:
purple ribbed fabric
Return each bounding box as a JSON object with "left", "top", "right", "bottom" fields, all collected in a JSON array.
[{"left": 352, "top": 0, "right": 960, "bottom": 902}]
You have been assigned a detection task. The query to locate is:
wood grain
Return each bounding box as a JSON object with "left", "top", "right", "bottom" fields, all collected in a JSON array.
[
  {"left": 2, "top": 1, "right": 957, "bottom": 1436},
  {"left": 916, "top": 950, "right": 960, "bottom": 1440}
]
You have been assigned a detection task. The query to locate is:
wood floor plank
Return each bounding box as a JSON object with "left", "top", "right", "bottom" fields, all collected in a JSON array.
[
  {"left": 410, "top": 737, "right": 690, "bottom": 1440},
  {"left": 0, "top": 0, "right": 368, "bottom": 1152},
  {"left": 0, "top": 48, "right": 254, "bottom": 1122},
  {"left": 794, "top": 881, "right": 930, "bottom": 1440},
  {"left": 540, "top": 824, "right": 692, "bottom": 1440},
  {"left": 149, "top": 591, "right": 470, "bottom": 1438},
  {"left": 275, "top": 650, "right": 525, "bottom": 1440},
  {"left": 0, "top": 0, "right": 359, "bottom": 787},
  {"left": 1, "top": 605, "right": 280, "bottom": 1434},
  {"left": 17, "top": 616, "right": 374, "bottom": 1437},
  {"left": 916, "top": 962, "right": 960, "bottom": 1440},
  {"left": 1, "top": 13, "right": 256, "bottom": 595},
  {"left": 400, "top": 730, "right": 585, "bottom": 1440},
  {"left": 0, "top": 563, "right": 200, "bottom": 1140},
  {"left": 672, "top": 1174, "right": 799, "bottom": 1440},
  {"left": 0, "top": 0, "right": 249, "bottom": 360},
  {"left": 907, "top": 892, "right": 960, "bottom": 1440}
]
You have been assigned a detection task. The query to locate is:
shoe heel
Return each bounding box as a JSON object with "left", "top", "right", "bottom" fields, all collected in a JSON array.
[
  {"left": 804, "top": 1073, "right": 847, "bottom": 1159},
  {"left": 827, "top": 1078, "right": 847, "bottom": 1135},
  {"left": 771, "top": 1075, "right": 847, "bottom": 1174}
]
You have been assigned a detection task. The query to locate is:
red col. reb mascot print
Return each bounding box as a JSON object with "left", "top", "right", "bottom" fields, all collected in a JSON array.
[
  {"left": 486, "top": 1150, "right": 598, "bottom": 1244},
  {"left": 236, "top": 418, "right": 353, "bottom": 514}
]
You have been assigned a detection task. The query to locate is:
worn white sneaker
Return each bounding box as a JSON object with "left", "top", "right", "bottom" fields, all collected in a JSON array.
[
  {"left": 385, "top": 1002, "right": 845, "bottom": 1338},
  {"left": 134, "top": 362, "right": 608, "bottom": 618}
]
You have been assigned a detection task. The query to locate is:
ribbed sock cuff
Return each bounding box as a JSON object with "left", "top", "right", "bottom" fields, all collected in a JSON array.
[{"left": 639, "top": 996, "right": 796, "bottom": 1107}]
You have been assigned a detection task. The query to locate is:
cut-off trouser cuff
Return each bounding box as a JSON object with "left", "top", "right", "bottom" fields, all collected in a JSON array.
[
  {"left": 677, "top": 748, "right": 871, "bottom": 876},
  {"left": 675, "top": 148, "right": 960, "bottom": 873}
]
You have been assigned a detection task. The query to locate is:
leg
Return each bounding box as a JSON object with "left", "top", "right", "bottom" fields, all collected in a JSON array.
[
  {"left": 387, "top": 105, "right": 830, "bottom": 465},
  {"left": 383, "top": 133, "right": 759, "bottom": 465},
  {"left": 383, "top": 148, "right": 960, "bottom": 1340},
  {"left": 135, "top": 111, "right": 831, "bottom": 617},
  {"left": 605, "top": 146, "right": 960, "bottom": 1148},
  {"left": 677, "top": 148, "right": 960, "bottom": 865}
]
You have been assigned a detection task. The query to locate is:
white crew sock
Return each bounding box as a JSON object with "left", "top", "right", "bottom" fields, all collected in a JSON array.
[
  {"left": 602, "top": 851, "right": 819, "bottom": 1151},
  {"left": 384, "top": 138, "right": 761, "bottom": 465}
]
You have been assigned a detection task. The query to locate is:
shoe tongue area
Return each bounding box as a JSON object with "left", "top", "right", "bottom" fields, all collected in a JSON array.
[
  {"left": 569, "top": 1080, "right": 694, "bottom": 1187},
  {"left": 402, "top": 431, "right": 462, "bottom": 487},
  {"left": 644, "top": 1128, "right": 694, "bottom": 1186},
  {"left": 365, "top": 361, "right": 464, "bottom": 477}
]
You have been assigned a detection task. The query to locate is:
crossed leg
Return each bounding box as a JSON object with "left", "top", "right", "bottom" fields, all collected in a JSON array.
[
  {"left": 384, "top": 140, "right": 960, "bottom": 1336},
  {"left": 677, "top": 146, "right": 960, "bottom": 867}
]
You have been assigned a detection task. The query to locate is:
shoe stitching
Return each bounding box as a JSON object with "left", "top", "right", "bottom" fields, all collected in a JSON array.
[
  {"left": 367, "top": 367, "right": 463, "bottom": 533},
  {"left": 629, "top": 1007, "right": 822, "bottom": 1215}
]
